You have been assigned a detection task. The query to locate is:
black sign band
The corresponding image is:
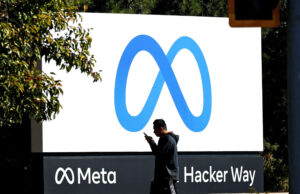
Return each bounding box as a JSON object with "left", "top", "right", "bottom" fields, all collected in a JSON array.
[{"left": 44, "top": 154, "right": 263, "bottom": 194}]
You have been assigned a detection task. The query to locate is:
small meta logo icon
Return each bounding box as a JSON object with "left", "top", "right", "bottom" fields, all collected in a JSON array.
[
  {"left": 55, "top": 167, "right": 75, "bottom": 184},
  {"left": 114, "top": 35, "right": 211, "bottom": 132}
]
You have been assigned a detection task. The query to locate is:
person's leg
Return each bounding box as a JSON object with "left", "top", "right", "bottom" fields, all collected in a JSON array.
[
  {"left": 150, "top": 181, "right": 157, "bottom": 194},
  {"left": 168, "top": 179, "right": 177, "bottom": 194},
  {"left": 153, "top": 180, "right": 169, "bottom": 194},
  {"left": 151, "top": 179, "right": 177, "bottom": 194}
]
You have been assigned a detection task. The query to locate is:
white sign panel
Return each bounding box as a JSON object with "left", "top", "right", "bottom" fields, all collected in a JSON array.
[{"left": 43, "top": 13, "right": 263, "bottom": 152}]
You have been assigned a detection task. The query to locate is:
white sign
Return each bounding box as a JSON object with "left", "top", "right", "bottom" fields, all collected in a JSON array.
[{"left": 43, "top": 13, "right": 263, "bottom": 152}]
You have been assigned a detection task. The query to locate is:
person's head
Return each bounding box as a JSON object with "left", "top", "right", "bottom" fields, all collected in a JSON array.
[{"left": 153, "top": 119, "right": 167, "bottom": 137}]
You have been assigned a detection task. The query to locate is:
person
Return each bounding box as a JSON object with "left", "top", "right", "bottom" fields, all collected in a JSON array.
[{"left": 144, "top": 119, "right": 179, "bottom": 194}]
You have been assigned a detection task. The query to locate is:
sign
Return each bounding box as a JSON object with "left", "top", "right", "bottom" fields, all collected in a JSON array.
[
  {"left": 42, "top": 13, "right": 263, "bottom": 152},
  {"left": 44, "top": 154, "right": 264, "bottom": 193},
  {"left": 228, "top": 0, "right": 280, "bottom": 27}
]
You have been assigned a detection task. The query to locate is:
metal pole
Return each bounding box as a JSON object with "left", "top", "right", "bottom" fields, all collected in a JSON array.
[{"left": 288, "top": 0, "right": 300, "bottom": 193}]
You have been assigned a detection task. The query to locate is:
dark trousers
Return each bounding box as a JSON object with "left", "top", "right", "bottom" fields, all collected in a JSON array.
[{"left": 150, "top": 179, "right": 178, "bottom": 194}]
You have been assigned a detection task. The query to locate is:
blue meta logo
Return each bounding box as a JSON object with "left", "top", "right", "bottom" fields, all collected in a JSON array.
[{"left": 114, "top": 35, "right": 211, "bottom": 132}]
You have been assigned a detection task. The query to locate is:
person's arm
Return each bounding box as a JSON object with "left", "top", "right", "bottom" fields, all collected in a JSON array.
[
  {"left": 145, "top": 134, "right": 158, "bottom": 152},
  {"left": 150, "top": 137, "right": 172, "bottom": 157},
  {"left": 148, "top": 138, "right": 158, "bottom": 153}
]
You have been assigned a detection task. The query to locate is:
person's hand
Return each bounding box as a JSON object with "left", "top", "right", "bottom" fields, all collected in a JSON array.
[{"left": 145, "top": 135, "right": 152, "bottom": 143}]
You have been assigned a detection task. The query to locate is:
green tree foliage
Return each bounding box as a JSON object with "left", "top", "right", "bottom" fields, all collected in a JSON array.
[
  {"left": 105, "top": 0, "right": 227, "bottom": 16},
  {"left": 262, "top": 0, "right": 288, "bottom": 191},
  {"left": 0, "top": 0, "right": 101, "bottom": 127},
  {"left": 72, "top": 0, "right": 94, "bottom": 11}
]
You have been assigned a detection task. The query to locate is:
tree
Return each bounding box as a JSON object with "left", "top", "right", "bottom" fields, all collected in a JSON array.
[
  {"left": 105, "top": 0, "right": 228, "bottom": 16},
  {"left": 0, "top": 0, "right": 101, "bottom": 127},
  {"left": 261, "top": 0, "right": 288, "bottom": 191}
]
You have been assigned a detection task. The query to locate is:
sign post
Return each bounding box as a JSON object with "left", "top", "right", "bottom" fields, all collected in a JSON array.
[{"left": 288, "top": 0, "right": 300, "bottom": 192}]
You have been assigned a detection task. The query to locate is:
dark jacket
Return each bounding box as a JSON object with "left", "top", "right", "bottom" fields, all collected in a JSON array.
[{"left": 149, "top": 132, "right": 179, "bottom": 181}]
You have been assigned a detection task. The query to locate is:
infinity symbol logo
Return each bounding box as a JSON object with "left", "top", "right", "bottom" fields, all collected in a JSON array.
[
  {"left": 55, "top": 167, "right": 75, "bottom": 184},
  {"left": 114, "top": 35, "right": 211, "bottom": 132}
]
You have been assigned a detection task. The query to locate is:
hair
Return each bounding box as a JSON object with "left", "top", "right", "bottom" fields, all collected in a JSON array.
[{"left": 153, "top": 119, "right": 167, "bottom": 130}]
